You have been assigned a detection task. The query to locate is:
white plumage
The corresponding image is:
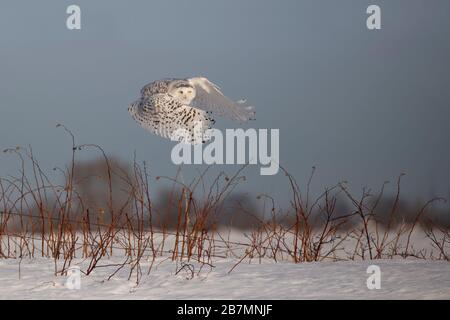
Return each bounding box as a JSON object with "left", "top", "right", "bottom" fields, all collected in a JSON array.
[{"left": 128, "top": 77, "right": 255, "bottom": 144}]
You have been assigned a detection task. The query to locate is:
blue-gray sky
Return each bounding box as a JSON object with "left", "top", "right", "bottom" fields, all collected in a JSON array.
[{"left": 1, "top": 0, "right": 449, "bottom": 205}]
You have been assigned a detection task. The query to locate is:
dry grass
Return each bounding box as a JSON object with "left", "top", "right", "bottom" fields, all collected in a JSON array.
[{"left": 0, "top": 126, "right": 449, "bottom": 283}]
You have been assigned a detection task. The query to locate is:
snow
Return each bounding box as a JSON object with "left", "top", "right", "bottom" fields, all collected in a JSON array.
[
  {"left": 0, "top": 257, "right": 449, "bottom": 299},
  {"left": 1, "top": 227, "right": 449, "bottom": 299}
]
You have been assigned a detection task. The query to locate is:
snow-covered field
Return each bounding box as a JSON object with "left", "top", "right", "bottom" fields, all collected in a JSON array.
[{"left": 0, "top": 257, "right": 449, "bottom": 299}]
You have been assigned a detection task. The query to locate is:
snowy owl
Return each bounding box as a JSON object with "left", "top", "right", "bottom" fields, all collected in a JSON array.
[{"left": 128, "top": 77, "right": 255, "bottom": 144}]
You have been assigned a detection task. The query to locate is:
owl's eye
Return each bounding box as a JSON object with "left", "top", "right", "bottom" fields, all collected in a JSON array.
[{"left": 179, "top": 90, "right": 184, "bottom": 94}]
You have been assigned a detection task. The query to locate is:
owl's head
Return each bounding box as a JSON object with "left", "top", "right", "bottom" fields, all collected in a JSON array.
[{"left": 168, "top": 81, "right": 196, "bottom": 105}]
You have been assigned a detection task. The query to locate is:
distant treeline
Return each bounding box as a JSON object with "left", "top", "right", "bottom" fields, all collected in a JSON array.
[{"left": 3, "top": 157, "right": 448, "bottom": 232}]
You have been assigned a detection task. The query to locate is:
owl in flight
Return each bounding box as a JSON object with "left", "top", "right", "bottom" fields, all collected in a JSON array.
[{"left": 128, "top": 77, "right": 255, "bottom": 144}]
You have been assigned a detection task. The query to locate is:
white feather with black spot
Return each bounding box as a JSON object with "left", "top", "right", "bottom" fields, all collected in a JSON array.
[{"left": 128, "top": 94, "right": 214, "bottom": 145}]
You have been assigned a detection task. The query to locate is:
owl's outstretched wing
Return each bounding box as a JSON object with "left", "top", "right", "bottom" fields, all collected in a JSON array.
[
  {"left": 187, "top": 77, "right": 255, "bottom": 123},
  {"left": 128, "top": 94, "right": 214, "bottom": 145}
]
